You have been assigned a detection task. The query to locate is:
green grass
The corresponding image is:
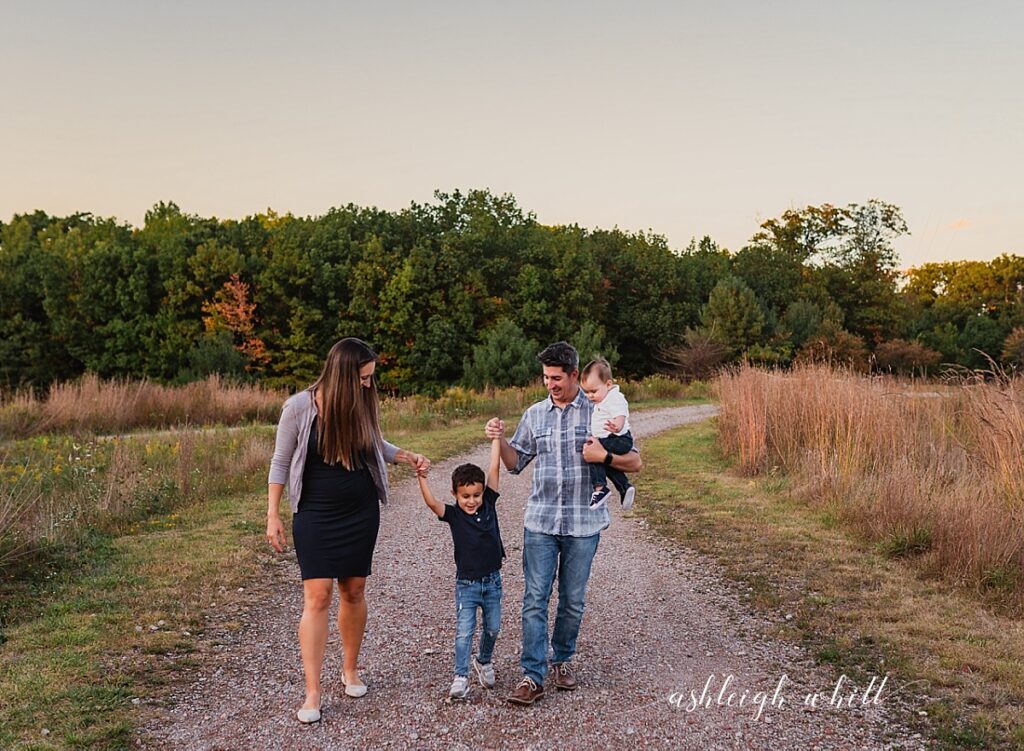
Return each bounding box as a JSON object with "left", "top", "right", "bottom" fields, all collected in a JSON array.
[{"left": 637, "top": 420, "right": 1024, "bottom": 751}]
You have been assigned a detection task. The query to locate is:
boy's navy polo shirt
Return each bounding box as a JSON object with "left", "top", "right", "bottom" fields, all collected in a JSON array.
[{"left": 440, "top": 486, "right": 506, "bottom": 581}]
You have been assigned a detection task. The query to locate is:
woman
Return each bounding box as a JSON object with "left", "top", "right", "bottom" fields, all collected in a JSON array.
[{"left": 266, "top": 338, "right": 428, "bottom": 723}]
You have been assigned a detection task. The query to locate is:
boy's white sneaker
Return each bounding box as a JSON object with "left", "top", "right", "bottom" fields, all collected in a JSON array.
[
  {"left": 449, "top": 675, "right": 470, "bottom": 700},
  {"left": 621, "top": 485, "right": 636, "bottom": 512},
  {"left": 473, "top": 657, "right": 496, "bottom": 689}
]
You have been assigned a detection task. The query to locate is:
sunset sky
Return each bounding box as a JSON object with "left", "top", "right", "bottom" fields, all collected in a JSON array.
[{"left": 2, "top": 1, "right": 1021, "bottom": 267}]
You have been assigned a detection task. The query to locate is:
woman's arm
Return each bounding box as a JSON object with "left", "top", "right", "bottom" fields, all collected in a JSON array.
[
  {"left": 266, "top": 397, "right": 298, "bottom": 554},
  {"left": 266, "top": 482, "right": 287, "bottom": 552},
  {"left": 393, "top": 447, "right": 431, "bottom": 474}
]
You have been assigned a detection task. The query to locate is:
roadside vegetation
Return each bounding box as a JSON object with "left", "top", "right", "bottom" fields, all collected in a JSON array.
[
  {"left": 0, "top": 376, "right": 703, "bottom": 749},
  {"left": 717, "top": 364, "right": 1023, "bottom": 608},
  {"left": 638, "top": 418, "right": 1024, "bottom": 750}
]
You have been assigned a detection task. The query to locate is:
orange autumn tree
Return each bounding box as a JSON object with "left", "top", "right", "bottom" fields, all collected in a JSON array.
[{"left": 201, "top": 274, "right": 270, "bottom": 372}]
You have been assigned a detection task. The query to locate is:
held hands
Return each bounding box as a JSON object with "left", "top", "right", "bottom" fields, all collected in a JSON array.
[
  {"left": 485, "top": 417, "right": 505, "bottom": 440},
  {"left": 405, "top": 451, "right": 431, "bottom": 475},
  {"left": 266, "top": 514, "right": 286, "bottom": 553}
]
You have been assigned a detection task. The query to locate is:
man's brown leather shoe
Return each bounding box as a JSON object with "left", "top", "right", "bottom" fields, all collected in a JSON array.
[
  {"left": 507, "top": 676, "right": 544, "bottom": 705},
  {"left": 552, "top": 662, "right": 578, "bottom": 691}
]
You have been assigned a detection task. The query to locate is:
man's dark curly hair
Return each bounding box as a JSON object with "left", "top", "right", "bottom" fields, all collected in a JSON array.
[
  {"left": 451, "top": 463, "right": 486, "bottom": 492},
  {"left": 537, "top": 341, "right": 579, "bottom": 374}
]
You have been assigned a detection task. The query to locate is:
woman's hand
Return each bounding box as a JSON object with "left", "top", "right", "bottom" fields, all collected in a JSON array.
[
  {"left": 266, "top": 513, "right": 286, "bottom": 553},
  {"left": 401, "top": 451, "right": 430, "bottom": 475}
]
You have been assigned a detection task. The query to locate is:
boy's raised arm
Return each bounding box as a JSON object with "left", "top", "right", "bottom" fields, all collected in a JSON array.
[
  {"left": 417, "top": 471, "right": 447, "bottom": 519},
  {"left": 486, "top": 437, "right": 501, "bottom": 492}
]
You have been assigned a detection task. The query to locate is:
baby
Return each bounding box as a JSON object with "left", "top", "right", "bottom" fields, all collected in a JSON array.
[{"left": 581, "top": 358, "right": 636, "bottom": 510}]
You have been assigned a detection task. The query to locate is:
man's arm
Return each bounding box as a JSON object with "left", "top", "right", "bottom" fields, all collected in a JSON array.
[{"left": 583, "top": 438, "right": 642, "bottom": 472}]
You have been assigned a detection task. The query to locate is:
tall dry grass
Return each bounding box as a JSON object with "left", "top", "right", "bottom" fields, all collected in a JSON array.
[
  {"left": 0, "top": 374, "right": 286, "bottom": 440},
  {"left": 718, "top": 364, "right": 1024, "bottom": 603},
  {"left": 0, "top": 428, "right": 275, "bottom": 570},
  {"left": 1, "top": 373, "right": 703, "bottom": 441},
  {"left": 1, "top": 373, "right": 703, "bottom": 569}
]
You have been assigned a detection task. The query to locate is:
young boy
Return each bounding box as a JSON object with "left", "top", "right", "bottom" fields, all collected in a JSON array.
[
  {"left": 581, "top": 358, "right": 636, "bottom": 510},
  {"left": 417, "top": 437, "right": 505, "bottom": 701}
]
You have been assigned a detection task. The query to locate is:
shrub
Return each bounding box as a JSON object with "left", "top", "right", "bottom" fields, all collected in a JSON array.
[
  {"left": 873, "top": 339, "right": 942, "bottom": 375},
  {"left": 794, "top": 323, "right": 868, "bottom": 371},
  {"left": 1002, "top": 327, "right": 1024, "bottom": 367},
  {"left": 658, "top": 328, "right": 730, "bottom": 381}
]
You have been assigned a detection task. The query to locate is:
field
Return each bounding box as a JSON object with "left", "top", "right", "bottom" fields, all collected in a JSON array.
[
  {"left": 717, "top": 364, "right": 1024, "bottom": 611},
  {"left": 0, "top": 373, "right": 706, "bottom": 749},
  {"left": 0, "top": 373, "right": 706, "bottom": 567}
]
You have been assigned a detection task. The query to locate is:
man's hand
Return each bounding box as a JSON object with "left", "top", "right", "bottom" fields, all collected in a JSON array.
[
  {"left": 582, "top": 436, "right": 607, "bottom": 464},
  {"left": 485, "top": 417, "right": 505, "bottom": 440}
]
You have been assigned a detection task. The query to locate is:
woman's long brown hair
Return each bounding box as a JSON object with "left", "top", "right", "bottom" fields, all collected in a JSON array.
[{"left": 311, "top": 338, "right": 382, "bottom": 469}]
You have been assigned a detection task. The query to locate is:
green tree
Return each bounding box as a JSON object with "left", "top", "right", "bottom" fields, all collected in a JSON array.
[
  {"left": 572, "top": 321, "right": 620, "bottom": 369},
  {"left": 782, "top": 300, "right": 824, "bottom": 349},
  {"left": 462, "top": 319, "right": 539, "bottom": 389},
  {"left": 700, "top": 277, "right": 765, "bottom": 356}
]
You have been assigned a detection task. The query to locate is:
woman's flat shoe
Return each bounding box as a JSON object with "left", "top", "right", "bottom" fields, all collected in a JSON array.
[
  {"left": 296, "top": 703, "right": 321, "bottom": 723},
  {"left": 342, "top": 675, "right": 367, "bottom": 698}
]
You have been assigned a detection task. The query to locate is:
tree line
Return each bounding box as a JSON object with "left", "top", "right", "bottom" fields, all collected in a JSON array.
[{"left": 2, "top": 190, "right": 1022, "bottom": 394}]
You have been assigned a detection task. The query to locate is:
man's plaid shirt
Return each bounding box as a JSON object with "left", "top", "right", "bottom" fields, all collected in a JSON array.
[{"left": 508, "top": 388, "right": 612, "bottom": 537}]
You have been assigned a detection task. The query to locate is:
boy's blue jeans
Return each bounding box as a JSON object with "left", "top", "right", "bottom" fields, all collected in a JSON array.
[
  {"left": 454, "top": 570, "right": 502, "bottom": 677},
  {"left": 587, "top": 431, "right": 634, "bottom": 495},
  {"left": 520, "top": 529, "right": 601, "bottom": 684}
]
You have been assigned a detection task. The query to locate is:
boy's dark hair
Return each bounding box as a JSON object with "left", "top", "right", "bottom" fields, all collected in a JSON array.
[
  {"left": 537, "top": 341, "right": 579, "bottom": 374},
  {"left": 582, "top": 357, "right": 613, "bottom": 382},
  {"left": 451, "top": 463, "right": 486, "bottom": 492}
]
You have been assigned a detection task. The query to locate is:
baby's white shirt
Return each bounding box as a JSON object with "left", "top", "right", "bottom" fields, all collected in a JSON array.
[{"left": 591, "top": 385, "right": 631, "bottom": 438}]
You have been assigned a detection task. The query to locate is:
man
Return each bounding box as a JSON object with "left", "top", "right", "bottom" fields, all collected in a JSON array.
[{"left": 485, "top": 341, "right": 642, "bottom": 705}]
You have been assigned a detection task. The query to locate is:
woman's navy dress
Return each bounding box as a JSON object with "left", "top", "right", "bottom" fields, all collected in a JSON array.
[{"left": 292, "top": 417, "right": 380, "bottom": 580}]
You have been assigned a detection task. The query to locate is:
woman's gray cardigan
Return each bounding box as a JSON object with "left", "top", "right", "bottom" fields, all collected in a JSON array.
[{"left": 267, "top": 389, "right": 401, "bottom": 513}]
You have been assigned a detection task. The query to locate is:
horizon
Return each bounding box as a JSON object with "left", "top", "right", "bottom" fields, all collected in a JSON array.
[{"left": 2, "top": 1, "right": 1021, "bottom": 267}]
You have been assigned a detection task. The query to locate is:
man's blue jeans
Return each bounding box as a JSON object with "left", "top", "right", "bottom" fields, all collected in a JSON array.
[
  {"left": 520, "top": 529, "right": 601, "bottom": 684},
  {"left": 454, "top": 570, "right": 503, "bottom": 677}
]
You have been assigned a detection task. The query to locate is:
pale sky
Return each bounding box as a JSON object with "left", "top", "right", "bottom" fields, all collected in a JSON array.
[{"left": 2, "top": 1, "right": 1021, "bottom": 267}]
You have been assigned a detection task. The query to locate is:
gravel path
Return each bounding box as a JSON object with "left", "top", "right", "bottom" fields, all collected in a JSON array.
[{"left": 138, "top": 404, "right": 926, "bottom": 750}]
